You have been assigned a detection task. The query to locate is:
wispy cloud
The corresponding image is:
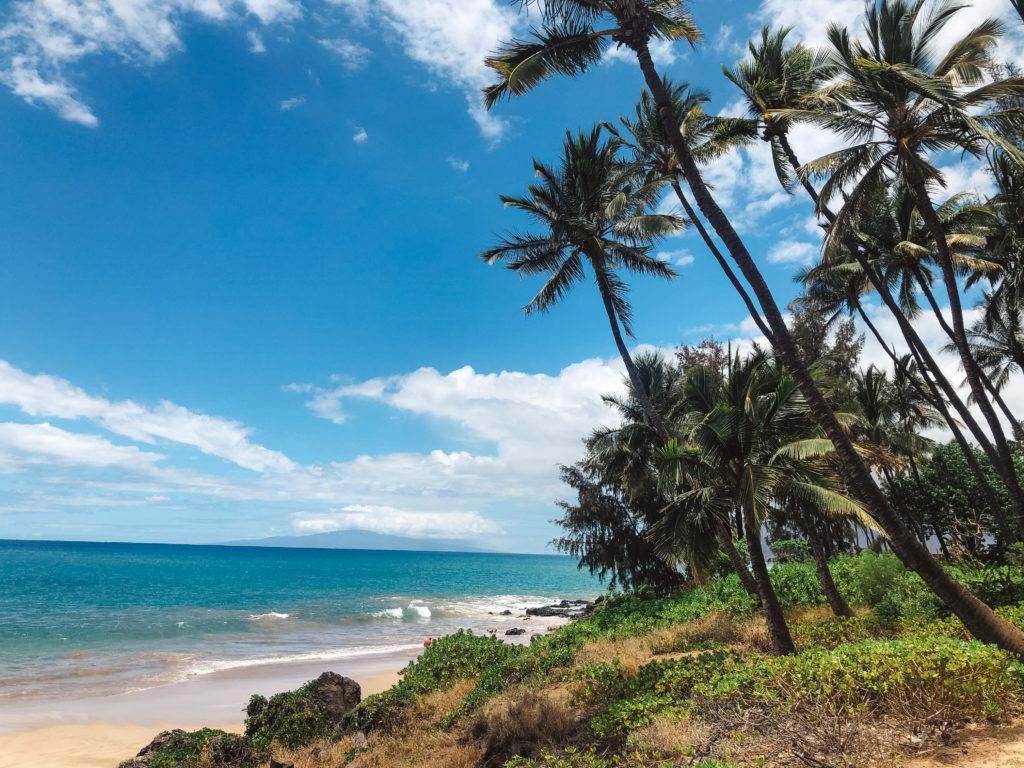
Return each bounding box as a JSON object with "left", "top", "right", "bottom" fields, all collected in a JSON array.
[
  {"left": 317, "top": 36, "right": 371, "bottom": 70},
  {"left": 447, "top": 156, "right": 470, "bottom": 172},
  {"left": 352, "top": 126, "right": 368, "bottom": 143},
  {"left": 279, "top": 96, "right": 306, "bottom": 111}
]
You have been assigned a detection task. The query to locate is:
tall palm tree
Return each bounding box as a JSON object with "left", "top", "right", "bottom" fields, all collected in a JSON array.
[
  {"left": 483, "top": 0, "right": 1024, "bottom": 653},
  {"left": 606, "top": 81, "right": 772, "bottom": 340},
  {"left": 723, "top": 26, "right": 834, "bottom": 206},
  {"left": 483, "top": 127, "right": 683, "bottom": 440},
  {"left": 788, "top": 0, "right": 1024, "bottom": 528}
]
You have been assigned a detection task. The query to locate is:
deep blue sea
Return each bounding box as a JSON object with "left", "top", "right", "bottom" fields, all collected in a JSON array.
[{"left": 0, "top": 540, "right": 601, "bottom": 703}]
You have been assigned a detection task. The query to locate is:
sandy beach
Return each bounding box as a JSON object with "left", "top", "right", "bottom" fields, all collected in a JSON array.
[{"left": 0, "top": 663, "right": 404, "bottom": 768}]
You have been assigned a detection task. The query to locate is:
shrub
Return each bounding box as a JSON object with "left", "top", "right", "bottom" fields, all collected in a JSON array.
[
  {"left": 470, "top": 688, "right": 578, "bottom": 765},
  {"left": 119, "top": 728, "right": 263, "bottom": 768}
]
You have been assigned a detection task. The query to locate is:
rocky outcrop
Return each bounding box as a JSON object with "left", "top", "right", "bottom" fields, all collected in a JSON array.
[
  {"left": 525, "top": 600, "right": 592, "bottom": 618},
  {"left": 505, "top": 627, "right": 527, "bottom": 635}
]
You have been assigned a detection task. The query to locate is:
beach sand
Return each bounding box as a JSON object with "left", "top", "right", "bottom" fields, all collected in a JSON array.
[{"left": 0, "top": 667, "right": 403, "bottom": 768}]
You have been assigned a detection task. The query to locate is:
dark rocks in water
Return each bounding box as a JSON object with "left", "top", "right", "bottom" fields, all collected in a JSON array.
[
  {"left": 504, "top": 627, "right": 527, "bottom": 635},
  {"left": 525, "top": 599, "right": 591, "bottom": 618},
  {"left": 499, "top": 609, "right": 513, "bottom": 616}
]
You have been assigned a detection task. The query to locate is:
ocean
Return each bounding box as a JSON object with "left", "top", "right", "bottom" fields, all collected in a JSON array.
[{"left": 0, "top": 540, "right": 601, "bottom": 711}]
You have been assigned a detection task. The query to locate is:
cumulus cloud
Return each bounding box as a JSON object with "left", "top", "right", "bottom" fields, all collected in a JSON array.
[
  {"left": 0, "top": 360, "right": 294, "bottom": 473},
  {"left": 0, "top": 0, "right": 301, "bottom": 124},
  {"left": 352, "top": 126, "right": 368, "bottom": 143},
  {"left": 329, "top": 0, "right": 518, "bottom": 141},
  {"left": 767, "top": 240, "right": 816, "bottom": 266},
  {"left": 657, "top": 249, "right": 695, "bottom": 268},
  {"left": 0, "top": 422, "right": 164, "bottom": 470}
]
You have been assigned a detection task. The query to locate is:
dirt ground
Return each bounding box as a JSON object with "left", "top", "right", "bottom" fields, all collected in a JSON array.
[{"left": 907, "top": 724, "right": 1024, "bottom": 767}]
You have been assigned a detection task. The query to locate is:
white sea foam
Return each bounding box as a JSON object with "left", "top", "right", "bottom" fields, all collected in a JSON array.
[
  {"left": 373, "top": 602, "right": 432, "bottom": 620},
  {"left": 187, "top": 643, "right": 422, "bottom": 677},
  {"left": 249, "top": 612, "right": 290, "bottom": 621}
]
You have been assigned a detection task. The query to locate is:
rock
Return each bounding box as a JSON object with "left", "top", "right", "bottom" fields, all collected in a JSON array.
[
  {"left": 525, "top": 600, "right": 591, "bottom": 618},
  {"left": 270, "top": 759, "right": 295, "bottom": 768},
  {"left": 504, "top": 627, "right": 527, "bottom": 636},
  {"left": 312, "top": 671, "right": 362, "bottom": 721},
  {"left": 119, "top": 730, "right": 189, "bottom": 767},
  {"left": 499, "top": 609, "right": 512, "bottom": 615},
  {"left": 352, "top": 730, "right": 369, "bottom": 749}
]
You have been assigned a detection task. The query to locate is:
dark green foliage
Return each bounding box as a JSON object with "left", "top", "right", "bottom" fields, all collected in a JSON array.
[
  {"left": 120, "top": 728, "right": 263, "bottom": 768},
  {"left": 348, "top": 630, "right": 522, "bottom": 732},
  {"left": 768, "top": 537, "right": 810, "bottom": 563},
  {"left": 245, "top": 679, "right": 338, "bottom": 753}
]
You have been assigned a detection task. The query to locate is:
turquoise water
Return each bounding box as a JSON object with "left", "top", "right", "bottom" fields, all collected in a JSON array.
[{"left": 0, "top": 540, "right": 601, "bottom": 701}]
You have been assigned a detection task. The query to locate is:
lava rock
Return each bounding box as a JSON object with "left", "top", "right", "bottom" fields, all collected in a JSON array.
[{"left": 504, "top": 627, "right": 527, "bottom": 636}]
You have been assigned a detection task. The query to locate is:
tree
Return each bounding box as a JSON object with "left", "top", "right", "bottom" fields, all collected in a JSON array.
[
  {"left": 482, "top": 127, "right": 683, "bottom": 440},
  {"left": 790, "top": 0, "right": 1024, "bottom": 531},
  {"left": 723, "top": 26, "right": 834, "bottom": 205},
  {"left": 483, "top": 0, "right": 1024, "bottom": 655}
]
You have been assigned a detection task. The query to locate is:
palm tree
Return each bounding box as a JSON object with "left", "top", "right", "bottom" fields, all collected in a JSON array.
[
  {"left": 605, "top": 81, "right": 773, "bottom": 340},
  {"left": 483, "top": 0, "right": 1024, "bottom": 653},
  {"left": 723, "top": 26, "right": 834, "bottom": 206},
  {"left": 483, "top": 127, "right": 683, "bottom": 440},
  {"left": 789, "top": 0, "right": 1024, "bottom": 529},
  {"left": 659, "top": 352, "right": 869, "bottom": 651}
]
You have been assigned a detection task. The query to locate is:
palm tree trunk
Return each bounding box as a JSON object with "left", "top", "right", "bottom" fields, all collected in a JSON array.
[
  {"left": 668, "top": 180, "right": 774, "bottom": 343},
  {"left": 806, "top": 521, "right": 854, "bottom": 617},
  {"left": 716, "top": 519, "right": 759, "bottom": 598},
  {"left": 909, "top": 180, "right": 1024, "bottom": 538},
  {"left": 781, "top": 140, "right": 1015, "bottom": 544},
  {"left": 916, "top": 275, "right": 1024, "bottom": 443},
  {"left": 778, "top": 133, "right": 824, "bottom": 211},
  {"left": 629, "top": 38, "right": 1024, "bottom": 656},
  {"left": 742, "top": 502, "right": 795, "bottom": 654},
  {"left": 592, "top": 262, "right": 671, "bottom": 443}
]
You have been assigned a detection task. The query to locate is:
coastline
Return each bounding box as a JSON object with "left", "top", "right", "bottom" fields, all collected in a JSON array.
[{"left": 0, "top": 665, "right": 404, "bottom": 768}]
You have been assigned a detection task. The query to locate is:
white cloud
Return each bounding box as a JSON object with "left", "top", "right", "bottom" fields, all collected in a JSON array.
[
  {"left": 352, "top": 126, "right": 368, "bottom": 143},
  {"left": 279, "top": 95, "right": 306, "bottom": 110},
  {"left": 0, "top": 0, "right": 301, "bottom": 124},
  {"left": 0, "top": 422, "right": 163, "bottom": 470},
  {"left": 604, "top": 37, "right": 681, "bottom": 67},
  {"left": 318, "top": 36, "right": 370, "bottom": 70},
  {"left": 292, "top": 505, "right": 500, "bottom": 538},
  {"left": 657, "top": 249, "right": 695, "bottom": 268},
  {"left": 767, "top": 240, "right": 816, "bottom": 266},
  {"left": 330, "top": 0, "right": 519, "bottom": 141},
  {"left": 447, "top": 156, "right": 470, "bottom": 172},
  {"left": 0, "top": 360, "right": 294, "bottom": 473},
  {"left": 247, "top": 30, "right": 266, "bottom": 53}
]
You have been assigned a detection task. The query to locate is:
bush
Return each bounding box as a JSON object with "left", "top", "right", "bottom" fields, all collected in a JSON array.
[
  {"left": 470, "top": 688, "right": 578, "bottom": 765},
  {"left": 119, "top": 728, "right": 263, "bottom": 768}
]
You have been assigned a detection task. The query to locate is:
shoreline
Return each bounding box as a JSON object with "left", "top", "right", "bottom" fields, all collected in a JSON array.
[{"left": 0, "top": 666, "right": 404, "bottom": 768}]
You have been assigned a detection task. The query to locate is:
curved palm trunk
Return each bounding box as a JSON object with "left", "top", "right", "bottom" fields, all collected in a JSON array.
[
  {"left": 668, "top": 180, "right": 775, "bottom": 343},
  {"left": 630, "top": 38, "right": 1024, "bottom": 656},
  {"left": 780, "top": 138, "right": 1015, "bottom": 544},
  {"left": 592, "top": 262, "right": 671, "bottom": 443},
  {"left": 909, "top": 181, "right": 1024, "bottom": 537},
  {"left": 778, "top": 132, "right": 824, "bottom": 212},
  {"left": 807, "top": 523, "right": 854, "bottom": 617},
  {"left": 741, "top": 501, "right": 796, "bottom": 654},
  {"left": 716, "top": 518, "right": 759, "bottom": 598},
  {"left": 916, "top": 275, "right": 1024, "bottom": 444}
]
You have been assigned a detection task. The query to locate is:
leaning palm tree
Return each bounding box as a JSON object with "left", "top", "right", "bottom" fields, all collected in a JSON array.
[
  {"left": 483, "top": 0, "right": 1024, "bottom": 653},
  {"left": 723, "top": 26, "right": 834, "bottom": 205},
  {"left": 788, "top": 0, "right": 1024, "bottom": 526},
  {"left": 483, "top": 127, "right": 683, "bottom": 440},
  {"left": 606, "top": 80, "right": 773, "bottom": 340}
]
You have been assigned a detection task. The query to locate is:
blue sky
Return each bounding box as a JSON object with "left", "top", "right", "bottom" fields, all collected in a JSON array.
[{"left": 0, "top": 0, "right": 1019, "bottom": 552}]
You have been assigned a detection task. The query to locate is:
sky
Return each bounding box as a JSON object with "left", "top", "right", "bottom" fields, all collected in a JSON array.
[{"left": 0, "top": 0, "right": 1021, "bottom": 553}]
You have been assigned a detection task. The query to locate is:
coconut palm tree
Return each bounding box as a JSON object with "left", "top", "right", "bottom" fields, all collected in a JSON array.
[
  {"left": 483, "top": 127, "right": 683, "bottom": 440},
  {"left": 483, "top": 0, "right": 1024, "bottom": 653},
  {"left": 787, "top": 0, "right": 1024, "bottom": 527},
  {"left": 606, "top": 80, "right": 773, "bottom": 341},
  {"left": 723, "top": 26, "right": 834, "bottom": 205}
]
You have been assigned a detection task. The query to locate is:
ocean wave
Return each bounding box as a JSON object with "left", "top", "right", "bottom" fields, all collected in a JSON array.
[
  {"left": 249, "top": 612, "right": 290, "bottom": 621},
  {"left": 373, "top": 602, "right": 432, "bottom": 620},
  {"left": 187, "top": 643, "right": 422, "bottom": 677}
]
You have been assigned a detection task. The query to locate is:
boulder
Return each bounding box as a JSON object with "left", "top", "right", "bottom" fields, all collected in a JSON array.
[
  {"left": 505, "top": 627, "right": 527, "bottom": 636},
  {"left": 313, "top": 671, "right": 362, "bottom": 721},
  {"left": 525, "top": 600, "right": 591, "bottom": 618}
]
